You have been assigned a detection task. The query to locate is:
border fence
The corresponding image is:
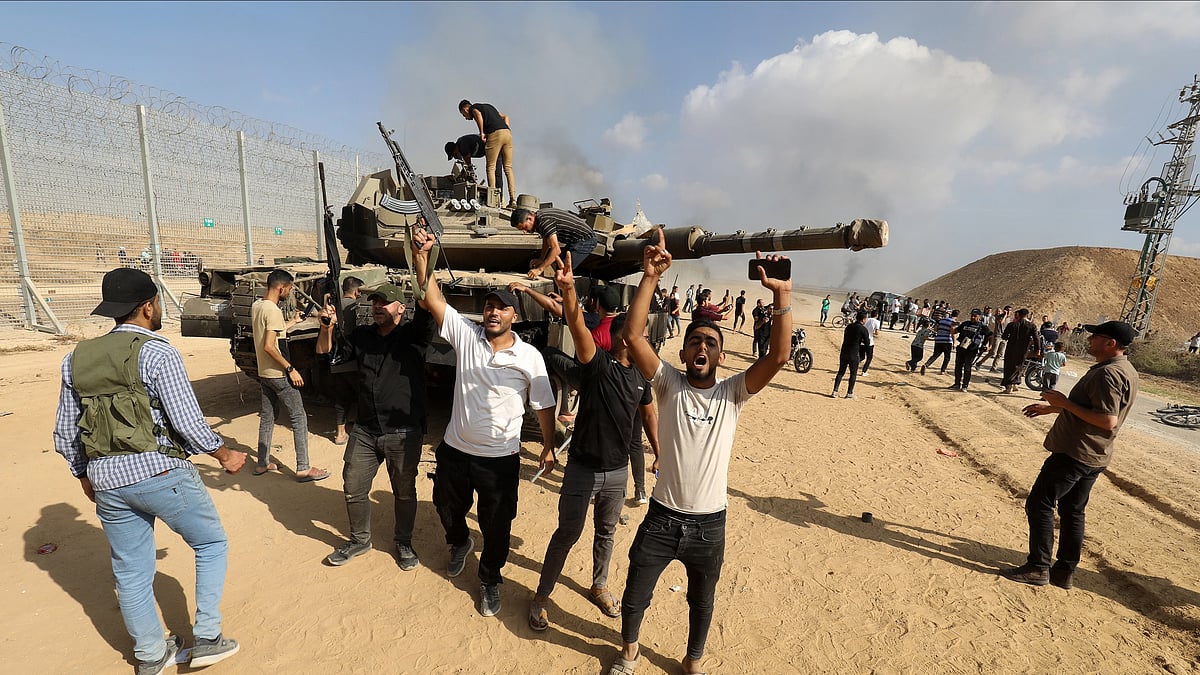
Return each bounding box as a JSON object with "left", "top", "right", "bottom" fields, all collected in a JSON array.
[{"left": 0, "top": 44, "right": 390, "bottom": 333}]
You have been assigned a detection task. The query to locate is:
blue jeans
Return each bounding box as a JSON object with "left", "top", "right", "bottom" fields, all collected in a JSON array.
[
  {"left": 537, "top": 462, "right": 627, "bottom": 597},
  {"left": 257, "top": 376, "right": 311, "bottom": 471},
  {"left": 94, "top": 464, "right": 229, "bottom": 663},
  {"left": 621, "top": 501, "right": 725, "bottom": 661},
  {"left": 342, "top": 426, "right": 423, "bottom": 547},
  {"left": 1025, "top": 453, "right": 1104, "bottom": 572}
]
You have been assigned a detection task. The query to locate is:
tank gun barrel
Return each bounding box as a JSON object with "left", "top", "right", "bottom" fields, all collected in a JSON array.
[{"left": 609, "top": 218, "right": 888, "bottom": 262}]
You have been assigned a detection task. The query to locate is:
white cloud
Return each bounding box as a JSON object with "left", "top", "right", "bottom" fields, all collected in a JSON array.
[
  {"left": 675, "top": 182, "right": 732, "bottom": 210},
  {"left": 1019, "top": 156, "right": 1126, "bottom": 191},
  {"left": 604, "top": 113, "right": 648, "bottom": 151},
  {"left": 999, "top": 2, "right": 1200, "bottom": 44},
  {"left": 641, "top": 173, "right": 669, "bottom": 191}
]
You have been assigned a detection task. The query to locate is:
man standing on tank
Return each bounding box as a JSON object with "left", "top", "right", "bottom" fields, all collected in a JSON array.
[
  {"left": 511, "top": 207, "right": 600, "bottom": 279},
  {"left": 459, "top": 99, "right": 516, "bottom": 208}
]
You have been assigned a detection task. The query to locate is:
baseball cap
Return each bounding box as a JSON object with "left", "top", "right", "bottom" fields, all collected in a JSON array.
[
  {"left": 92, "top": 268, "right": 158, "bottom": 317},
  {"left": 444, "top": 141, "right": 457, "bottom": 161},
  {"left": 590, "top": 285, "right": 621, "bottom": 312},
  {"left": 367, "top": 283, "right": 405, "bottom": 304},
  {"left": 484, "top": 288, "right": 519, "bottom": 308},
  {"left": 970, "top": 308, "right": 982, "bottom": 316},
  {"left": 1083, "top": 321, "right": 1136, "bottom": 346}
]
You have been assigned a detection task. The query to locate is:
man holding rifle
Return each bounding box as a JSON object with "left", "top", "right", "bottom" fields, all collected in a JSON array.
[{"left": 609, "top": 229, "right": 792, "bottom": 675}]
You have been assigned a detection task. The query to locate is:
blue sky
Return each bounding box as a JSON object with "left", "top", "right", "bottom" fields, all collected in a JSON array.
[{"left": 4, "top": 1, "right": 1200, "bottom": 292}]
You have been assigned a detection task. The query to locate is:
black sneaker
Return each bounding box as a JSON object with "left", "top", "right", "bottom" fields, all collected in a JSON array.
[
  {"left": 448, "top": 537, "right": 474, "bottom": 578},
  {"left": 1049, "top": 567, "right": 1074, "bottom": 590},
  {"left": 326, "top": 540, "right": 371, "bottom": 566},
  {"left": 396, "top": 543, "right": 419, "bottom": 571},
  {"left": 480, "top": 582, "right": 502, "bottom": 617},
  {"left": 191, "top": 634, "right": 240, "bottom": 667},
  {"left": 137, "top": 635, "right": 181, "bottom": 675},
  {"left": 1001, "top": 564, "right": 1049, "bottom": 586}
]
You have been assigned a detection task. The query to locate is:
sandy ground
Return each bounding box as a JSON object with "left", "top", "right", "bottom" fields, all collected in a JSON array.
[{"left": 2, "top": 288, "right": 1198, "bottom": 674}]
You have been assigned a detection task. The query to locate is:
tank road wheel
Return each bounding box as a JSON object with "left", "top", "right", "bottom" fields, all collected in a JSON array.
[{"left": 793, "top": 348, "right": 813, "bottom": 373}]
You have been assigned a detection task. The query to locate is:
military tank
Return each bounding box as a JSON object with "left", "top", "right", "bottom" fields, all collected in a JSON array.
[{"left": 182, "top": 123, "right": 889, "bottom": 394}]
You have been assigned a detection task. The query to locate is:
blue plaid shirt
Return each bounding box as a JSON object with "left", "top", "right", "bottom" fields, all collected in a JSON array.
[{"left": 53, "top": 325, "right": 224, "bottom": 491}]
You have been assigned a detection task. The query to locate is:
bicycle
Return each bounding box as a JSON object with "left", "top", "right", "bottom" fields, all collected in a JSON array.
[
  {"left": 831, "top": 311, "right": 854, "bottom": 328},
  {"left": 1151, "top": 404, "right": 1200, "bottom": 430},
  {"left": 790, "top": 327, "right": 813, "bottom": 373}
]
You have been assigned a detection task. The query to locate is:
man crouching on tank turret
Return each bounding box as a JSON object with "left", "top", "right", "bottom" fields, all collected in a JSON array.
[
  {"left": 608, "top": 228, "right": 793, "bottom": 675},
  {"left": 511, "top": 207, "right": 600, "bottom": 279}
]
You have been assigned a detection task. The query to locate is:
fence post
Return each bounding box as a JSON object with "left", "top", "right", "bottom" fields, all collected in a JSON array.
[
  {"left": 237, "top": 131, "right": 255, "bottom": 266},
  {"left": 136, "top": 105, "right": 181, "bottom": 315},
  {"left": 0, "top": 93, "right": 64, "bottom": 333},
  {"left": 313, "top": 150, "right": 324, "bottom": 260}
]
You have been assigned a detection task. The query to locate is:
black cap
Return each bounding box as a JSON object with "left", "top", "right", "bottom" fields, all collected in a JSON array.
[
  {"left": 590, "top": 285, "right": 621, "bottom": 312},
  {"left": 1083, "top": 321, "right": 1136, "bottom": 347},
  {"left": 970, "top": 308, "right": 982, "bottom": 316},
  {"left": 92, "top": 268, "right": 158, "bottom": 317},
  {"left": 484, "top": 288, "right": 519, "bottom": 308},
  {"left": 444, "top": 141, "right": 457, "bottom": 161}
]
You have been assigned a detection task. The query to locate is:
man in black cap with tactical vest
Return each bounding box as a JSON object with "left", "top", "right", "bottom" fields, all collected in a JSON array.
[
  {"left": 1002, "top": 320, "right": 1139, "bottom": 590},
  {"left": 316, "top": 239, "right": 435, "bottom": 571},
  {"left": 53, "top": 267, "right": 246, "bottom": 674},
  {"left": 413, "top": 225, "right": 557, "bottom": 618}
]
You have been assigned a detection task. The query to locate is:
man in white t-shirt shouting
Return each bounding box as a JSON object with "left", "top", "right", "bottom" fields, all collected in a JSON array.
[
  {"left": 412, "top": 228, "right": 557, "bottom": 619},
  {"left": 609, "top": 229, "right": 792, "bottom": 675}
]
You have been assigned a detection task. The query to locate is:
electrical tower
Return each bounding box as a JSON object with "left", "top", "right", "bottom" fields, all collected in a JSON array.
[{"left": 1120, "top": 75, "right": 1200, "bottom": 337}]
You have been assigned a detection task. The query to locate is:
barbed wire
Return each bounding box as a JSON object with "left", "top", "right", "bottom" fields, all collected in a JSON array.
[{"left": 0, "top": 42, "right": 388, "bottom": 166}]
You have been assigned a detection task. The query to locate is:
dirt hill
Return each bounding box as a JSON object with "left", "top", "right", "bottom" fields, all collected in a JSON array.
[{"left": 907, "top": 246, "right": 1200, "bottom": 342}]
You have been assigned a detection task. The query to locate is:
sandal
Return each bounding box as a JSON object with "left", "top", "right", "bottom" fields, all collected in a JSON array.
[
  {"left": 607, "top": 654, "right": 638, "bottom": 675},
  {"left": 252, "top": 462, "right": 278, "bottom": 476},
  {"left": 589, "top": 588, "right": 621, "bottom": 618},
  {"left": 297, "top": 467, "right": 331, "bottom": 483},
  {"left": 528, "top": 596, "right": 548, "bottom": 632}
]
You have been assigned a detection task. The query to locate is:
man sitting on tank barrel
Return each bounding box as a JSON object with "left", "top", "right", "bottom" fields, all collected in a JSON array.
[{"left": 511, "top": 206, "right": 600, "bottom": 280}]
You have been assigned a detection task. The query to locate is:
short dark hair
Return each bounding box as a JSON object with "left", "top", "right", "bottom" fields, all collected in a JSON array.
[
  {"left": 1053, "top": 341, "right": 1064, "bottom": 350},
  {"left": 267, "top": 269, "right": 294, "bottom": 288},
  {"left": 856, "top": 310, "right": 868, "bottom": 322},
  {"left": 609, "top": 313, "right": 627, "bottom": 344},
  {"left": 683, "top": 319, "right": 724, "bottom": 348},
  {"left": 342, "top": 276, "right": 364, "bottom": 293},
  {"left": 458, "top": 99, "right": 471, "bottom": 111},
  {"left": 510, "top": 208, "right": 534, "bottom": 228}
]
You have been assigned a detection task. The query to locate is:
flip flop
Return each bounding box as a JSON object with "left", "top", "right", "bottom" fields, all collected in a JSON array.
[
  {"left": 607, "top": 654, "right": 638, "bottom": 675},
  {"left": 297, "top": 468, "right": 330, "bottom": 483},
  {"left": 252, "top": 462, "right": 278, "bottom": 476},
  {"left": 528, "top": 598, "right": 548, "bottom": 632},
  {"left": 589, "top": 588, "right": 621, "bottom": 618}
]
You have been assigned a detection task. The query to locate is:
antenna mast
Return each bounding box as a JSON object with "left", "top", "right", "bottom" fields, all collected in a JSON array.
[{"left": 1120, "top": 75, "right": 1200, "bottom": 336}]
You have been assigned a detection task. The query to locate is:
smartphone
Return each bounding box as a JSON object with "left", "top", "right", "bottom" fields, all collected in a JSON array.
[
  {"left": 300, "top": 301, "right": 318, "bottom": 320},
  {"left": 748, "top": 258, "right": 791, "bottom": 281}
]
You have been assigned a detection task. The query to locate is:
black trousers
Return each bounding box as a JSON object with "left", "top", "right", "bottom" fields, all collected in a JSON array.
[
  {"left": 432, "top": 442, "right": 519, "bottom": 585},
  {"left": 924, "top": 343, "right": 952, "bottom": 372},
  {"left": 833, "top": 354, "right": 861, "bottom": 394},
  {"left": 621, "top": 501, "right": 726, "bottom": 660},
  {"left": 1025, "top": 453, "right": 1104, "bottom": 572},
  {"left": 860, "top": 345, "right": 875, "bottom": 373},
  {"left": 953, "top": 347, "right": 980, "bottom": 388}
]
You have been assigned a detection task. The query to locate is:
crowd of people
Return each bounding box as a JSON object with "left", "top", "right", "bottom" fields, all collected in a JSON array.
[{"left": 106, "top": 244, "right": 204, "bottom": 276}]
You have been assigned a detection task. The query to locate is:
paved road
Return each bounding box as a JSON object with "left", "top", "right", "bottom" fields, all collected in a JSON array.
[{"left": 1049, "top": 367, "right": 1199, "bottom": 449}]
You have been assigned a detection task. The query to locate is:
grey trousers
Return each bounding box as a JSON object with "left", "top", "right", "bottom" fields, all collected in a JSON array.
[
  {"left": 257, "top": 377, "right": 310, "bottom": 471},
  {"left": 536, "top": 460, "right": 627, "bottom": 596},
  {"left": 342, "top": 427, "right": 422, "bottom": 547}
]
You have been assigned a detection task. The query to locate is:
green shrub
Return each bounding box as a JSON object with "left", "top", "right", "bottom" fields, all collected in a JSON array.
[{"left": 1127, "top": 335, "right": 1199, "bottom": 381}]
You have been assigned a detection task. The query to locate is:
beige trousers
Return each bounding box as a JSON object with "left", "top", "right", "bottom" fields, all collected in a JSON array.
[{"left": 484, "top": 128, "right": 516, "bottom": 203}]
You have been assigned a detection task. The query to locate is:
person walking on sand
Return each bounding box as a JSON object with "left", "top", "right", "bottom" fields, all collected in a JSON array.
[
  {"left": 1001, "top": 308, "right": 1038, "bottom": 394},
  {"left": 951, "top": 308, "right": 990, "bottom": 391},
  {"left": 528, "top": 252, "right": 658, "bottom": 633},
  {"left": 861, "top": 309, "right": 881, "bottom": 376},
  {"left": 905, "top": 318, "right": 932, "bottom": 372},
  {"left": 54, "top": 268, "right": 247, "bottom": 673},
  {"left": 820, "top": 294, "right": 831, "bottom": 327},
  {"left": 608, "top": 228, "right": 792, "bottom": 675},
  {"left": 251, "top": 269, "right": 329, "bottom": 482},
  {"left": 921, "top": 309, "right": 958, "bottom": 375},
  {"left": 1003, "top": 321, "right": 1138, "bottom": 589},
  {"left": 1041, "top": 341, "right": 1067, "bottom": 391},
  {"left": 833, "top": 310, "right": 870, "bottom": 399},
  {"left": 733, "top": 290, "right": 747, "bottom": 333},
  {"left": 412, "top": 226, "right": 557, "bottom": 618},
  {"left": 316, "top": 236, "right": 435, "bottom": 570},
  {"left": 458, "top": 99, "right": 516, "bottom": 207}
]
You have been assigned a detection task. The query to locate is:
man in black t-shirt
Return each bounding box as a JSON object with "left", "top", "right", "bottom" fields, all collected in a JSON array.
[
  {"left": 529, "top": 251, "right": 658, "bottom": 633},
  {"left": 444, "top": 134, "right": 488, "bottom": 186},
  {"left": 951, "top": 308, "right": 990, "bottom": 391},
  {"left": 833, "top": 311, "right": 871, "bottom": 399},
  {"left": 315, "top": 241, "right": 435, "bottom": 571},
  {"left": 733, "top": 290, "right": 747, "bottom": 332},
  {"left": 458, "top": 99, "right": 517, "bottom": 207}
]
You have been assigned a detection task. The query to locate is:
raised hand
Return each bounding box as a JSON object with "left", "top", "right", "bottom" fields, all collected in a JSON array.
[
  {"left": 553, "top": 253, "right": 574, "bottom": 293},
  {"left": 411, "top": 226, "right": 435, "bottom": 255},
  {"left": 754, "top": 252, "right": 792, "bottom": 294},
  {"left": 642, "top": 227, "right": 672, "bottom": 279}
]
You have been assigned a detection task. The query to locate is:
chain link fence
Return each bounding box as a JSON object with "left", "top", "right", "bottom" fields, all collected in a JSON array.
[{"left": 0, "top": 44, "right": 390, "bottom": 332}]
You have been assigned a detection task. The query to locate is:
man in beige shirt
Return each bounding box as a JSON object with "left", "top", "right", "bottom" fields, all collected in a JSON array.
[
  {"left": 251, "top": 269, "right": 329, "bottom": 482},
  {"left": 1004, "top": 321, "right": 1138, "bottom": 589}
]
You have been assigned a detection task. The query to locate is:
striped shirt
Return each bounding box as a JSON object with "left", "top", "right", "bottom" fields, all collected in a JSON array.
[
  {"left": 934, "top": 317, "right": 956, "bottom": 344},
  {"left": 533, "top": 208, "right": 597, "bottom": 250},
  {"left": 54, "top": 324, "right": 224, "bottom": 491}
]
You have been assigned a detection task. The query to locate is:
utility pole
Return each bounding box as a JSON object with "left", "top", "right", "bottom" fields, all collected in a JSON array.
[{"left": 1120, "top": 75, "right": 1200, "bottom": 337}]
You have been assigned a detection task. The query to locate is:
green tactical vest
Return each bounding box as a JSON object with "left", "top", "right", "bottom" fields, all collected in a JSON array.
[{"left": 71, "top": 331, "right": 188, "bottom": 461}]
